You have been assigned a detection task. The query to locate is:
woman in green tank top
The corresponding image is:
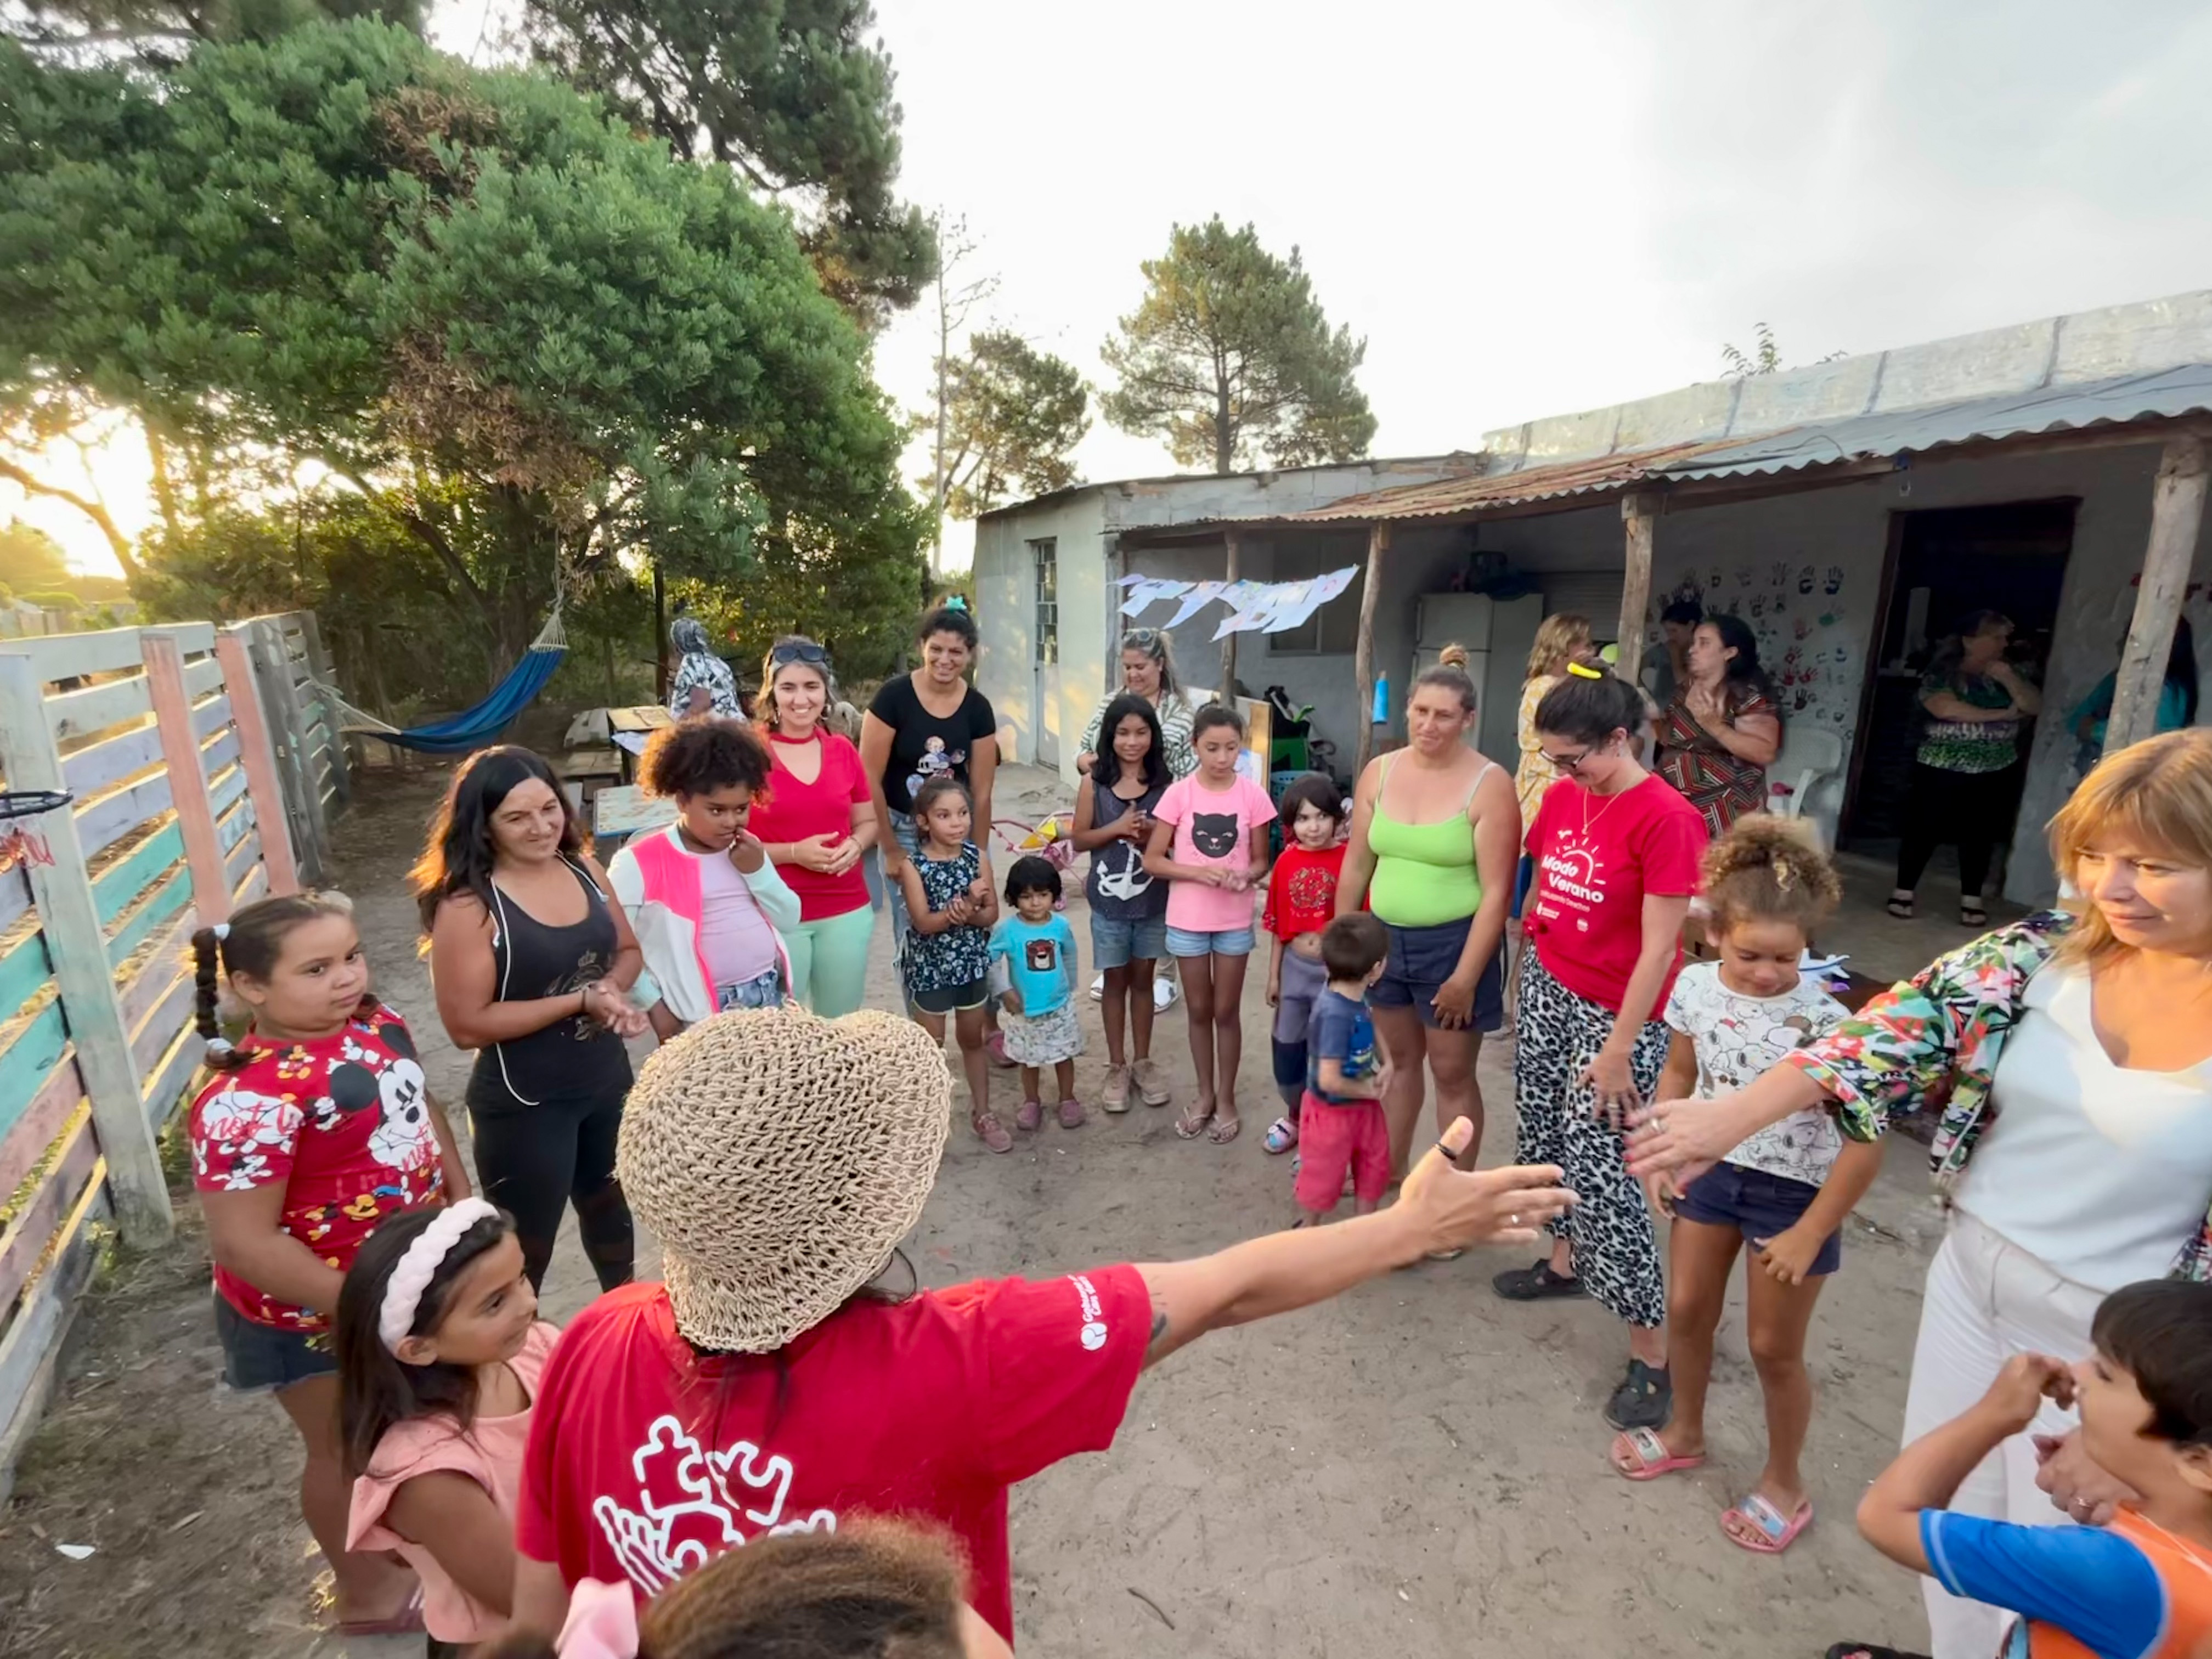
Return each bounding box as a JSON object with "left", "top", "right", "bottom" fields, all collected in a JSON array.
[{"left": 1338, "top": 646, "right": 1522, "bottom": 1184}]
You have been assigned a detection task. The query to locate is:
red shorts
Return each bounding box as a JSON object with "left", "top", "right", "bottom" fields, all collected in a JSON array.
[{"left": 1294, "top": 1092, "right": 1390, "bottom": 1213}]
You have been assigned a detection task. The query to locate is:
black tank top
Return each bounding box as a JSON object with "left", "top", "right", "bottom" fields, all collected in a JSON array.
[{"left": 465, "top": 857, "right": 635, "bottom": 1112}]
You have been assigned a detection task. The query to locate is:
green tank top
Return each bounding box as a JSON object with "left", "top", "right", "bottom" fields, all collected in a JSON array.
[{"left": 1367, "top": 754, "right": 1492, "bottom": 927}]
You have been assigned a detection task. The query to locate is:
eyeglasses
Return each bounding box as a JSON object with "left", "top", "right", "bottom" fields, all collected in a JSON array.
[
  {"left": 770, "top": 641, "right": 831, "bottom": 669},
  {"left": 1541, "top": 747, "right": 1593, "bottom": 772}
]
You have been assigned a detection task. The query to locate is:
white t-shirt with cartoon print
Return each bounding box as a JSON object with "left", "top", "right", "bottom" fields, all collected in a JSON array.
[{"left": 1663, "top": 960, "right": 1848, "bottom": 1188}]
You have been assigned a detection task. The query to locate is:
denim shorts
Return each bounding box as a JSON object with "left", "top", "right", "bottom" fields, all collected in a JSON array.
[
  {"left": 716, "top": 966, "right": 786, "bottom": 1011},
  {"left": 1166, "top": 924, "right": 1256, "bottom": 959},
  {"left": 1673, "top": 1160, "right": 1843, "bottom": 1276},
  {"left": 1370, "top": 915, "right": 1505, "bottom": 1031},
  {"left": 213, "top": 1290, "right": 335, "bottom": 1393},
  {"left": 1092, "top": 912, "right": 1168, "bottom": 969}
]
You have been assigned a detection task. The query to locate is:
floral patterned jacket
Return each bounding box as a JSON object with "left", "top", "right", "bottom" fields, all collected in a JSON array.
[{"left": 1782, "top": 908, "right": 2210, "bottom": 1282}]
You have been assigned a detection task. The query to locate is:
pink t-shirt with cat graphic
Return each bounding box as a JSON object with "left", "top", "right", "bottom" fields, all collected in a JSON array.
[{"left": 1154, "top": 774, "right": 1277, "bottom": 932}]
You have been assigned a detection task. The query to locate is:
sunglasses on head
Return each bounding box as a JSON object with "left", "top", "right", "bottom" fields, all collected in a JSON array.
[
  {"left": 770, "top": 641, "right": 831, "bottom": 669},
  {"left": 1124, "top": 629, "right": 1161, "bottom": 648}
]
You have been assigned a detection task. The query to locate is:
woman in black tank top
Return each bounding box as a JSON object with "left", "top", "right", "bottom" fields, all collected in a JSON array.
[{"left": 416, "top": 747, "right": 648, "bottom": 1291}]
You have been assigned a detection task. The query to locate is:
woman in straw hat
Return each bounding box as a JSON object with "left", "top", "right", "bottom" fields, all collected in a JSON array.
[
  {"left": 510, "top": 1006, "right": 1575, "bottom": 1646},
  {"left": 1630, "top": 729, "right": 2212, "bottom": 1659}
]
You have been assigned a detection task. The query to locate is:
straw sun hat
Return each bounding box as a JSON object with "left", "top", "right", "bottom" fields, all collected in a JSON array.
[{"left": 619, "top": 1006, "right": 953, "bottom": 1353}]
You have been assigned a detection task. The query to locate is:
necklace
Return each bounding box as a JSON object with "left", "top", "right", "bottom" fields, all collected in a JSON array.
[{"left": 1581, "top": 774, "right": 1635, "bottom": 835}]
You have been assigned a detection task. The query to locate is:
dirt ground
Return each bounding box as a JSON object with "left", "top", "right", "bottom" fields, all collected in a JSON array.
[{"left": 0, "top": 762, "right": 1940, "bottom": 1658}]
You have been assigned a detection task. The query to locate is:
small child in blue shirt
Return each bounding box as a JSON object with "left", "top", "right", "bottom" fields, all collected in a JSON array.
[
  {"left": 1854, "top": 1279, "right": 2212, "bottom": 1659},
  {"left": 989, "top": 855, "right": 1085, "bottom": 1133},
  {"left": 1294, "top": 913, "right": 1393, "bottom": 1224}
]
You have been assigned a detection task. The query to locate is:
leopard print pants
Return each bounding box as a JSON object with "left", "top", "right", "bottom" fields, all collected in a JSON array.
[{"left": 1512, "top": 949, "right": 1670, "bottom": 1329}]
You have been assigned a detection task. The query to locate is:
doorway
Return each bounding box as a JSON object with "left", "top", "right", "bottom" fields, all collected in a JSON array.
[
  {"left": 1841, "top": 498, "right": 2077, "bottom": 854},
  {"left": 1030, "top": 537, "right": 1060, "bottom": 769}
]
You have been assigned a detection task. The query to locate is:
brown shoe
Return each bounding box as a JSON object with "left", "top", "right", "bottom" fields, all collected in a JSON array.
[
  {"left": 1131, "top": 1056, "right": 1170, "bottom": 1107},
  {"left": 1101, "top": 1064, "right": 1131, "bottom": 1113}
]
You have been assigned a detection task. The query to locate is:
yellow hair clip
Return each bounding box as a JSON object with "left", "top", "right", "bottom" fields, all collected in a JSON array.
[{"left": 1567, "top": 661, "right": 1604, "bottom": 679}]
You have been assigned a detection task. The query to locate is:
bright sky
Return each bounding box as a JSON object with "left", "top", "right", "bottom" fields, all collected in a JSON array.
[{"left": 16, "top": 0, "right": 2212, "bottom": 575}]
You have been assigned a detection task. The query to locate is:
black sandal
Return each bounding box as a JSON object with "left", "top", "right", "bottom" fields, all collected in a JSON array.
[
  {"left": 1491, "top": 1260, "right": 1584, "bottom": 1301},
  {"left": 1960, "top": 901, "right": 1989, "bottom": 927},
  {"left": 1886, "top": 894, "right": 1915, "bottom": 919},
  {"left": 1604, "top": 1359, "right": 1672, "bottom": 1430}
]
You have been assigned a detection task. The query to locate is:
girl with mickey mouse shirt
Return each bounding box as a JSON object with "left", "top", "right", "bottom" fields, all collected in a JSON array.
[{"left": 188, "top": 890, "right": 465, "bottom": 1638}]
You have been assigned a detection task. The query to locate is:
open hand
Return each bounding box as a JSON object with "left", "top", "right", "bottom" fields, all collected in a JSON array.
[
  {"left": 2034, "top": 1428, "right": 2134, "bottom": 1527},
  {"left": 1398, "top": 1117, "right": 1575, "bottom": 1254},
  {"left": 1579, "top": 1046, "right": 1641, "bottom": 1128},
  {"left": 1626, "top": 1093, "right": 1747, "bottom": 1186}
]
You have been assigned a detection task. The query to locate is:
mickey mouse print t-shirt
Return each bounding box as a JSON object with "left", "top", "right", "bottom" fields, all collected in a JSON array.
[
  {"left": 1154, "top": 774, "right": 1277, "bottom": 932},
  {"left": 190, "top": 1004, "right": 447, "bottom": 1330}
]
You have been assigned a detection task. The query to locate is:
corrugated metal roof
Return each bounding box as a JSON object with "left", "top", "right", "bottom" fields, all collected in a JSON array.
[
  {"left": 1661, "top": 363, "right": 2212, "bottom": 482},
  {"left": 1212, "top": 363, "right": 2212, "bottom": 531}
]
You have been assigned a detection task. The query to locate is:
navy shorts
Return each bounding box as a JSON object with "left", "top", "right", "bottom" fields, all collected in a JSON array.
[
  {"left": 1370, "top": 915, "right": 1505, "bottom": 1032},
  {"left": 1673, "top": 1161, "right": 1843, "bottom": 1276},
  {"left": 213, "top": 1290, "right": 335, "bottom": 1393}
]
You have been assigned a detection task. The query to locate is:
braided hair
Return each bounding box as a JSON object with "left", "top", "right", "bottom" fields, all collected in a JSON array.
[{"left": 191, "top": 891, "right": 366, "bottom": 1072}]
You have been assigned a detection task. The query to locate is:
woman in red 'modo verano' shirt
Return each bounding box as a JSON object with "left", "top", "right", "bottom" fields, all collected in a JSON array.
[
  {"left": 744, "top": 634, "right": 878, "bottom": 1018},
  {"left": 1496, "top": 662, "right": 1708, "bottom": 1436},
  {"left": 511, "top": 1006, "right": 1576, "bottom": 1646}
]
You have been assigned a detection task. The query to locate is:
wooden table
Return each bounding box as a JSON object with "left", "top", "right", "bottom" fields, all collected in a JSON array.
[
  {"left": 605, "top": 706, "right": 674, "bottom": 781},
  {"left": 590, "top": 785, "right": 678, "bottom": 860}
]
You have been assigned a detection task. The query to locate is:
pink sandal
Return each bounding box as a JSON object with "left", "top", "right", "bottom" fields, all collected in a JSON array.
[
  {"left": 1015, "top": 1099, "right": 1043, "bottom": 1131},
  {"left": 1610, "top": 1427, "right": 1705, "bottom": 1481},
  {"left": 1723, "top": 1493, "right": 1813, "bottom": 1554}
]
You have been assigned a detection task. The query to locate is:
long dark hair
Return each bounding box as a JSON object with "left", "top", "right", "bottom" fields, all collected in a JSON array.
[
  {"left": 1095, "top": 692, "right": 1170, "bottom": 793},
  {"left": 191, "top": 891, "right": 373, "bottom": 1073},
  {"left": 1533, "top": 664, "right": 1646, "bottom": 746},
  {"left": 409, "top": 746, "right": 583, "bottom": 935},
  {"left": 336, "top": 1205, "right": 518, "bottom": 1478},
  {"left": 1701, "top": 614, "right": 1774, "bottom": 702}
]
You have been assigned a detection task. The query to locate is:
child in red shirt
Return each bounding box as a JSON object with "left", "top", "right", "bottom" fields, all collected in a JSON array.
[
  {"left": 187, "top": 891, "right": 465, "bottom": 1636},
  {"left": 1262, "top": 774, "right": 1348, "bottom": 1155}
]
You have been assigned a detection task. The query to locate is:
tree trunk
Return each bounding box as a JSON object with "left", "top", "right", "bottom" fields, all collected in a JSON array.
[
  {"left": 652, "top": 560, "right": 668, "bottom": 702},
  {"left": 1215, "top": 371, "right": 1234, "bottom": 475},
  {"left": 0, "top": 455, "right": 143, "bottom": 583}
]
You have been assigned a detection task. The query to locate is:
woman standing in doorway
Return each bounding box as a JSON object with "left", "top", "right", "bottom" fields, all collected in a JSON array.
[
  {"left": 748, "top": 635, "right": 878, "bottom": 1016},
  {"left": 1890, "top": 610, "right": 2040, "bottom": 928},
  {"left": 1654, "top": 615, "right": 1782, "bottom": 840},
  {"left": 1498, "top": 663, "right": 1707, "bottom": 1431},
  {"left": 1073, "top": 626, "right": 1197, "bottom": 781},
  {"left": 861, "top": 606, "right": 1001, "bottom": 964},
  {"left": 1338, "top": 646, "right": 1521, "bottom": 1183},
  {"left": 415, "top": 747, "right": 648, "bottom": 1294}
]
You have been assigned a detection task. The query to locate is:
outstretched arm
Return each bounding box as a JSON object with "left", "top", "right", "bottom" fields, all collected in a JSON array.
[{"left": 1134, "top": 1119, "right": 1572, "bottom": 1369}]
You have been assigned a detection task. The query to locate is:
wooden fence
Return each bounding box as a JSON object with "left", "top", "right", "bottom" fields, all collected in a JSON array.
[{"left": 0, "top": 610, "right": 347, "bottom": 1496}]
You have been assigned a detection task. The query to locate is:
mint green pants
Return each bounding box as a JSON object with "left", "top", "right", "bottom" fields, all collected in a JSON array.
[{"left": 785, "top": 902, "right": 877, "bottom": 1018}]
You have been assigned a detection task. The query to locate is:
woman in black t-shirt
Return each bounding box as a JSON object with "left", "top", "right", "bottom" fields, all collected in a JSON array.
[{"left": 861, "top": 606, "right": 1000, "bottom": 968}]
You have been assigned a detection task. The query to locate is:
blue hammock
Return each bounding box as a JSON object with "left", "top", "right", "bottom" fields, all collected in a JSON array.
[{"left": 324, "top": 613, "right": 567, "bottom": 756}]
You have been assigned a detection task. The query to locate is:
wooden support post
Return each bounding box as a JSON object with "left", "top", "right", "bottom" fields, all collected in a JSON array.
[
  {"left": 0, "top": 654, "right": 174, "bottom": 1245},
  {"left": 295, "top": 611, "right": 351, "bottom": 809},
  {"left": 141, "top": 630, "right": 230, "bottom": 927},
  {"left": 1617, "top": 493, "right": 1658, "bottom": 684},
  {"left": 247, "top": 617, "right": 329, "bottom": 886},
  {"left": 215, "top": 625, "right": 300, "bottom": 896},
  {"left": 1219, "top": 527, "right": 1242, "bottom": 705},
  {"left": 1353, "top": 523, "right": 1391, "bottom": 776},
  {"left": 2108, "top": 433, "right": 2210, "bottom": 755}
]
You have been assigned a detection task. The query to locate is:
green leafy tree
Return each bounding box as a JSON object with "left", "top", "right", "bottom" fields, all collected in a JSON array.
[
  {"left": 921, "top": 331, "right": 1087, "bottom": 520},
  {"left": 0, "top": 518, "right": 72, "bottom": 592},
  {"left": 2, "top": 0, "right": 423, "bottom": 53},
  {"left": 1102, "top": 217, "right": 1376, "bottom": 475},
  {"left": 518, "top": 0, "right": 934, "bottom": 324},
  {"left": 1721, "top": 323, "right": 1846, "bottom": 379},
  {"left": 0, "top": 22, "right": 926, "bottom": 669}
]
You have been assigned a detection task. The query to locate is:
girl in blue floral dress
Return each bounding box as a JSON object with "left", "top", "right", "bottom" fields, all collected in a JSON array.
[{"left": 894, "top": 776, "right": 1004, "bottom": 1149}]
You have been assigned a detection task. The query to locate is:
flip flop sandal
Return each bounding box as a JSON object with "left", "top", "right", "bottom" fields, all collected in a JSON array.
[
  {"left": 1610, "top": 1426, "right": 1705, "bottom": 1481},
  {"left": 1604, "top": 1359, "right": 1673, "bottom": 1431},
  {"left": 1886, "top": 896, "right": 1915, "bottom": 919},
  {"left": 1491, "top": 1260, "right": 1585, "bottom": 1301},
  {"left": 1724, "top": 1492, "right": 1812, "bottom": 1554},
  {"left": 1960, "top": 904, "right": 1989, "bottom": 927},
  {"left": 1175, "top": 1104, "right": 1215, "bottom": 1140},
  {"left": 1207, "top": 1115, "right": 1243, "bottom": 1145},
  {"left": 1263, "top": 1116, "right": 1299, "bottom": 1154}
]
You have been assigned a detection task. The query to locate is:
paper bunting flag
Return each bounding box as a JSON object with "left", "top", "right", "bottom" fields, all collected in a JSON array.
[{"left": 1164, "top": 581, "right": 1227, "bottom": 628}]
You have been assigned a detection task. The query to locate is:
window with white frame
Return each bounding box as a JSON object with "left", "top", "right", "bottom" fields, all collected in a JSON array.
[
  {"left": 1266, "top": 541, "right": 1364, "bottom": 655},
  {"left": 1031, "top": 538, "right": 1058, "bottom": 664}
]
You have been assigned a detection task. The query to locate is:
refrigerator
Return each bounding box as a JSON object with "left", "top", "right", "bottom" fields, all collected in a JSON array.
[{"left": 1412, "top": 592, "right": 1545, "bottom": 763}]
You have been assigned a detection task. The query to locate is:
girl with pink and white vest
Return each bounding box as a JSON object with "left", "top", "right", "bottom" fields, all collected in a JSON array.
[{"left": 608, "top": 718, "right": 799, "bottom": 1039}]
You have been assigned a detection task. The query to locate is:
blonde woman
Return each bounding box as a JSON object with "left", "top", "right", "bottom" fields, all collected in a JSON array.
[
  {"left": 1631, "top": 729, "right": 2212, "bottom": 1659},
  {"left": 1514, "top": 613, "right": 1594, "bottom": 917}
]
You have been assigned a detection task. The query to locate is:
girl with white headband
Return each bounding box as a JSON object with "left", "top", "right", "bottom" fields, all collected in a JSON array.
[
  {"left": 185, "top": 891, "right": 466, "bottom": 1640},
  {"left": 338, "top": 1199, "right": 557, "bottom": 1650}
]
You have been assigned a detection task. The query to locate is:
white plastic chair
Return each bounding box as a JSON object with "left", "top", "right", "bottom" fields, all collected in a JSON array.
[{"left": 1767, "top": 725, "right": 1845, "bottom": 849}]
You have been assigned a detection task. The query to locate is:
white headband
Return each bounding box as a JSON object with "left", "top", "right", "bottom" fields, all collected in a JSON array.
[{"left": 379, "top": 1199, "right": 501, "bottom": 1354}]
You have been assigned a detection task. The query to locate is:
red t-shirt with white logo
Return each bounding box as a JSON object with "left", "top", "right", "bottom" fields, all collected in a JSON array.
[
  {"left": 517, "top": 1269, "right": 1151, "bottom": 1645},
  {"left": 1262, "top": 842, "right": 1346, "bottom": 941},
  {"left": 1525, "top": 775, "right": 1707, "bottom": 1013},
  {"left": 188, "top": 1005, "right": 447, "bottom": 1330}
]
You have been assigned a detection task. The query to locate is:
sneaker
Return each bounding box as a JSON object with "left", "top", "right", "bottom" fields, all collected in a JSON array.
[
  {"left": 1131, "top": 1056, "right": 1170, "bottom": 1107},
  {"left": 1491, "top": 1260, "right": 1585, "bottom": 1301},
  {"left": 1057, "top": 1097, "right": 1087, "bottom": 1128},
  {"left": 1101, "top": 1064, "right": 1131, "bottom": 1113},
  {"left": 1015, "top": 1098, "right": 1043, "bottom": 1131},
  {"left": 1605, "top": 1360, "right": 1672, "bottom": 1431},
  {"left": 971, "top": 1110, "right": 1013, "bottom": 1154}
]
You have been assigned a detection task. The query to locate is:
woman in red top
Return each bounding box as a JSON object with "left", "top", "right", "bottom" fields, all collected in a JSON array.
[
  {"left": 746, "top": 635, "right": 879, "bottom": 1017},
  {"left": 187, "top": 891, "right": 467, "bottom": 1637},
  {"left": 1496, "top": 663, "right": 1708, "bottom": 1434},
  {"left": 510, "top": 1006, "right": 1576, "bottom": 1647}
]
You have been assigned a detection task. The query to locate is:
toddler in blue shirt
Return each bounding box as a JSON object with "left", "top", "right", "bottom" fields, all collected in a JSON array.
[{"left": 989, "top": 855, "right": 1085, "bottom": 1132}]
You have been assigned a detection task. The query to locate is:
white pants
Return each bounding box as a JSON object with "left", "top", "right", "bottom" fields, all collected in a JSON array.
[{"left": 1901, "top": 1211, "right": 2102, "bottom": 1659}]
